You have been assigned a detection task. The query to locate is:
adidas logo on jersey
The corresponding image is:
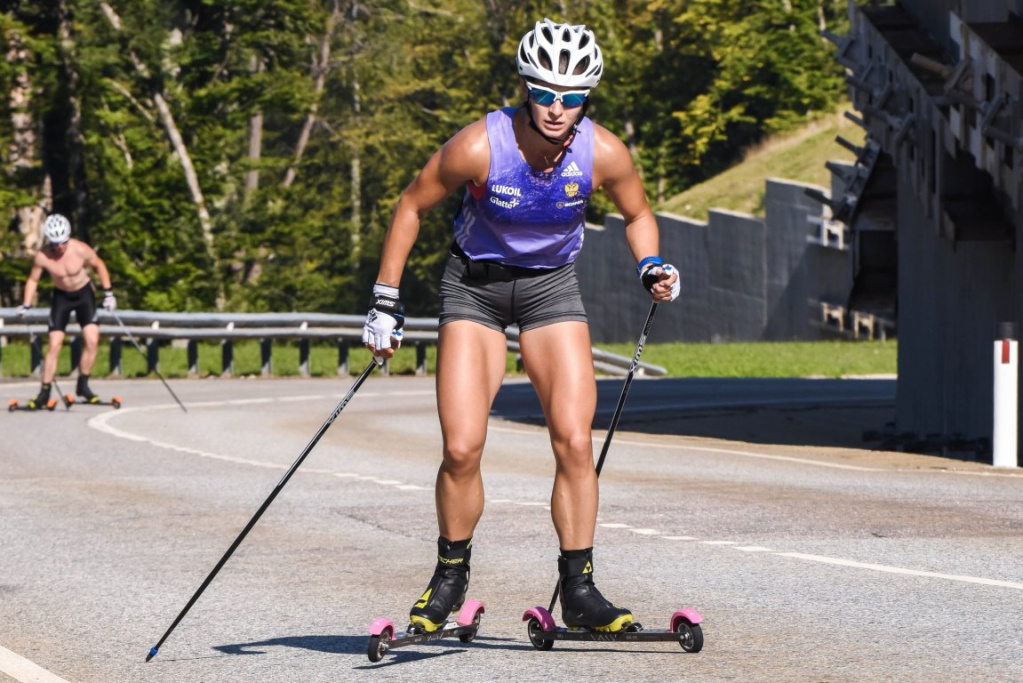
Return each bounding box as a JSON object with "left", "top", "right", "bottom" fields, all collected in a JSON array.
[{"left": 561, "top": 161, "right": 583, "bottom": 177}]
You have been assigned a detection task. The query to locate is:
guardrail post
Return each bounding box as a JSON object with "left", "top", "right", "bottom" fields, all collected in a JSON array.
[
  {"left": 147, "top": 321, "right": 160, "bottom": 374},
  {"left": 416, "top": 342, "right": 427, "bottom": 376},
  {"left": 30, "top": 335, "right": 41, "bottom": 377},
  {"left": 299, "top": 322, "right": 310, "bottom": 378},
  {"left": 109, "top": 337, "right": 122, "bottom": 377},
  {"left": 222, "top": 322, "right": 234, "bottom": 377},
  {"left": 70, "top": 336, "right": 81, "bottom": 374},
  {"left": 261, "top": 338, "right": 272, "bottom": 377},
  {"left": 187, "top": 339, "right": 199, "bottom": 377},
  {"left": 337, "top": 340, "right": 349, "bottom": 375}
]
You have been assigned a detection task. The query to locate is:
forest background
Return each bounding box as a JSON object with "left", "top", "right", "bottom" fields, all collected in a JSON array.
[{"left": 0, "top": 0, "right": 852, "bottom": 316}]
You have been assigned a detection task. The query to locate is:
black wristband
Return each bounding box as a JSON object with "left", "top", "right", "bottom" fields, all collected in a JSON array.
[{"left": 370, "top": 294, "right": 405, "bottom": 329}]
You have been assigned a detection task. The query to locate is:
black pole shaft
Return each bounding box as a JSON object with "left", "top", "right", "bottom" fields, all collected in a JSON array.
[
  {"left": 547, "top": 302, "right": 658, "bottom": 613},
  {"left": 111, "top": 311, "right": 188, "bottom": 413},
  {"left": 146, "top": 360, "right": 377, "bottom": 661}
]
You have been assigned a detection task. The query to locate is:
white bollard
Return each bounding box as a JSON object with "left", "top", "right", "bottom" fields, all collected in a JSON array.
[{"left": 992, "top": 322, "right": 1018, "bottom": 468}]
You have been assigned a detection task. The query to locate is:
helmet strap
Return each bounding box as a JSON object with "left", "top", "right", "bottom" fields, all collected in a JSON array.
[{"left": 524, "top": 98, "right": 590, "bottom": 150}]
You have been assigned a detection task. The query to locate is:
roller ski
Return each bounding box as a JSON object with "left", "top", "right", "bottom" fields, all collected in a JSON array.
[
  {"left": 367, "top": 536, "right": 484, "bottom": 662},
  {"left": 9, "top": 384, "right": 59, "bottom": 412},
  {"left": 521, "top": 549, "right": 704, "bottom": 653},
  {"left": 8, "top": 397, "right": 57, "bottom": 412},
  {"left": 522, "top": 605, "right": 703, "bottom": 652},
  {"left": 65, "top": 375, "right": 119, "bottom": 407},
  {"left": 65, "top": 394, "right": 122, "bottom": 409},
  {"left": 368, "top": 599, "right": 485, "bottom": 663}
]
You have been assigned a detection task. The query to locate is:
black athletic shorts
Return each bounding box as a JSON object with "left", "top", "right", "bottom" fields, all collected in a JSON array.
[
  {"left": 48, "top": 284, "right": 99, "bottom": 332},
  {"left": 439, "top": 243, "right": 588, "bottom": 333}
]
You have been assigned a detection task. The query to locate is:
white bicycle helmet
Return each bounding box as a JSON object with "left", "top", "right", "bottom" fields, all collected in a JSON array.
[
  {"left": 43, "top": 213, "right": 71, "bottom": 244},
  {"left": 516, "top": 18, "right": 603, "bottom": 89}
]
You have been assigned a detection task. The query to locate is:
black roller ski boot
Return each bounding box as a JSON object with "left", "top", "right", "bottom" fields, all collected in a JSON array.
[
  {"left": 77, "top": 374, "right": 100, "bottom": 404},
  {"left": 408, "top": 536, "right": 471, "bottom": 634},
  {"left": 27, "top": 383, "right": 52, "bottom": 410},
  {"left": 558, "top": 548, "right": 634, "bottom": 633}
]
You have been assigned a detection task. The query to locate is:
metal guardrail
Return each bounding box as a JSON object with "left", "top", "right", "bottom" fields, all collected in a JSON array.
[{"left": 0, "top": 309, "right": 666, "bottom": 379}]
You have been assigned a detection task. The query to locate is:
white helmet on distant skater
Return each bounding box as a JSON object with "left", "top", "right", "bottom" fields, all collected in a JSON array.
[
  {"left": 516, "top": 18, "right": 603, "bottom": 89},
  {"left": 43, "top": 213, "right": 71, "bottom": 244}
]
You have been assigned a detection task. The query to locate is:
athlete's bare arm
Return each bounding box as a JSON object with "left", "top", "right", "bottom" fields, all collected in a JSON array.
[
  {"left": 593, "top": 124, "right": 678, "bottom": 299},
  {"left": 592, "top": 124, "right": 660, "bottom": 262},
  {"left": 22, "top": 258, "right": 45, "bottom": 307},
  {"left": 376, "top": 119, "right": 491, "bottom": 287},
  {"left": 80, "top": 242, "right": 113, "bottom": 290}
]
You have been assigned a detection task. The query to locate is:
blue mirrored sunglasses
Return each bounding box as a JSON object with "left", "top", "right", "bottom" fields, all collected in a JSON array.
[{"left": 525, "top": 81, "right": 589, "bottom": 109}]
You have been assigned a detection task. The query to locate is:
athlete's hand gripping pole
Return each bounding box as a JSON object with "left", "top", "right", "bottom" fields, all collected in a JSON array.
[
  {"left": 110, "top": 310, "right": 187, "bottom": 413},
  {"left": 546, "top": 301, "right": 658, "bottom": 613},
  {"left": 145, "top": 359, "right": 378, "bottom": 661}
]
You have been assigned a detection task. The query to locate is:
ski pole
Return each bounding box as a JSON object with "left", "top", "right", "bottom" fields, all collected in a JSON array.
[
  {"left": 146, "top": 359, "right": 378, "bottom": 661},
  {"left": 25, "top": 322, "right": 72, "bottom": 411},
  {"left": 547, "top": 301, "right": 658, "bottom": 613},
  {"left": 110, "top": 310, "right": 188, "bottom": 413}
]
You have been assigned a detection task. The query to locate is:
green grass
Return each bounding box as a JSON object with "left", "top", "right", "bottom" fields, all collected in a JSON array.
[
  {"left": 657, "top": 105, "right": 866, "bottom": 220},
  {"left": 0, "top": 339, "right": 896, "bottom": 379},
  {"left": 597, "top": 340, "right": 896, "bottom": 378}
]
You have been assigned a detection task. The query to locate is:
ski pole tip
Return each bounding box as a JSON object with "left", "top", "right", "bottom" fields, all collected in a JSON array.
[{"left": 146, "top": 646, "right": 158, "bottom": 662}]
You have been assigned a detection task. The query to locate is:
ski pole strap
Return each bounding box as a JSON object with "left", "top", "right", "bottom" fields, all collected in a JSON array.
[{"left": 635, "top": 256, "right": 663, "bottom": 278}]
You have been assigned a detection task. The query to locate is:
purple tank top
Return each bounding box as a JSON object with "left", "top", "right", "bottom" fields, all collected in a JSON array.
[{"left": 452, "top": 107, "right": 594, "bottom": 268}]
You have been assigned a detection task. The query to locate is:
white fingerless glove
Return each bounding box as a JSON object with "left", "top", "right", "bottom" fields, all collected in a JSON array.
[
  {"left": 362, "top": 284, "right": 405, "bottom": 355},
  {"left": 102, "top": 289, "right": 117, "bottom": 312},
  {"left": 16, "top": 303, "right": 29, "bottom": 318}
]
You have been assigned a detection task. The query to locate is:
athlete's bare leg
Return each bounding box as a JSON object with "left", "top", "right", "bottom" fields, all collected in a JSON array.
[
  {"left": 79, "top": 323, "right": 100, "bottom": 376},
  {"left": 518, "top": 321, "right": 598, "bottom": 550},
  {"left": 434, "top": 320, "right": 508, "bottom": 541},
  {"left": 42, "top": 330, "right": 66, "bottom": 384}
]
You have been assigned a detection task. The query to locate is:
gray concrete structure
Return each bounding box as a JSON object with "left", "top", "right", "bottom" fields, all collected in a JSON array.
[
  {"left": 830, "top": 0, "right": 1023, "bottom": 462},
  {"left": 575, "top": 179, "right": 860, "bottom": 345}
]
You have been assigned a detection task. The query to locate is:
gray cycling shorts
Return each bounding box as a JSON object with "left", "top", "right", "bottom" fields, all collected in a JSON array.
[{"left": 439, "top": 250, "right": 588, "bottom": 333}]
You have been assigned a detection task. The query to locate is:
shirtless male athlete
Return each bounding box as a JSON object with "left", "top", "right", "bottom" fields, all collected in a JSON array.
[{"left": 18, "top": 213, "right": 116, "bottom": 408}]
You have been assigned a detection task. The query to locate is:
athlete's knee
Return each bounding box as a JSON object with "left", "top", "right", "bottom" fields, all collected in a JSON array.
[
  {"left": 441, "top": 440, "right": 483, "bottom": 479},
  {"left": 552, "top": 431, "right": 594, "bottom": 472}
]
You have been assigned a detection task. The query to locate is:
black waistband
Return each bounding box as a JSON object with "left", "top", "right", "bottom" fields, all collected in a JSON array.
[{"left": 449, "top": 241, "right": 553, "bottom": 282}]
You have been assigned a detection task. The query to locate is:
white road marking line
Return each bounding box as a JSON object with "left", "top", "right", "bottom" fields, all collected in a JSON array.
[
  {"left": 775, "top": 553, "right": 1023, "bottom": 590},
  {"left": 734, "top": 546, "right": 774, "bottom": 552},
  {"left": 87, "top": 407, "right": 422, "bottom": 494},
  {"left": 488, "top": 424, "right": 1023, "bottom": 477},
  {"left": 85, "top": 394, "right": 1023, "bottom": 594},
  {"left": 0, "top": 644, "right": 73, "bottom": 683}
]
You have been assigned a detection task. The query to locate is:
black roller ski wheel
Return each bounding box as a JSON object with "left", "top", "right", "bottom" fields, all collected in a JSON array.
[
  {"left": 675, "top": 621, "right": 704, "bottom": 653},
  {"left": 526, "top": 617, "right": 554, "bottom": 651},
  {"left": 459, "top": 612, "right": 482, "bottom": 643},
  {"left": 367, "top": 634, "right": 388, "bottom": 662}
]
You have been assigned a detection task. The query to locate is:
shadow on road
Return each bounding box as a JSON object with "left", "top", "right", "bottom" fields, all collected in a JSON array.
[
  {"left": 213, "top": 633, "right": 533, "bottom": 663},
  {"left": 491, "top": 377, "right": 897, "bottom": 451}
]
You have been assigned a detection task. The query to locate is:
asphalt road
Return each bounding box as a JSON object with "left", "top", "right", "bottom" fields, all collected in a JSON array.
[{"left": 1, "top": 373, "right": 1021, "bottom": 682}]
